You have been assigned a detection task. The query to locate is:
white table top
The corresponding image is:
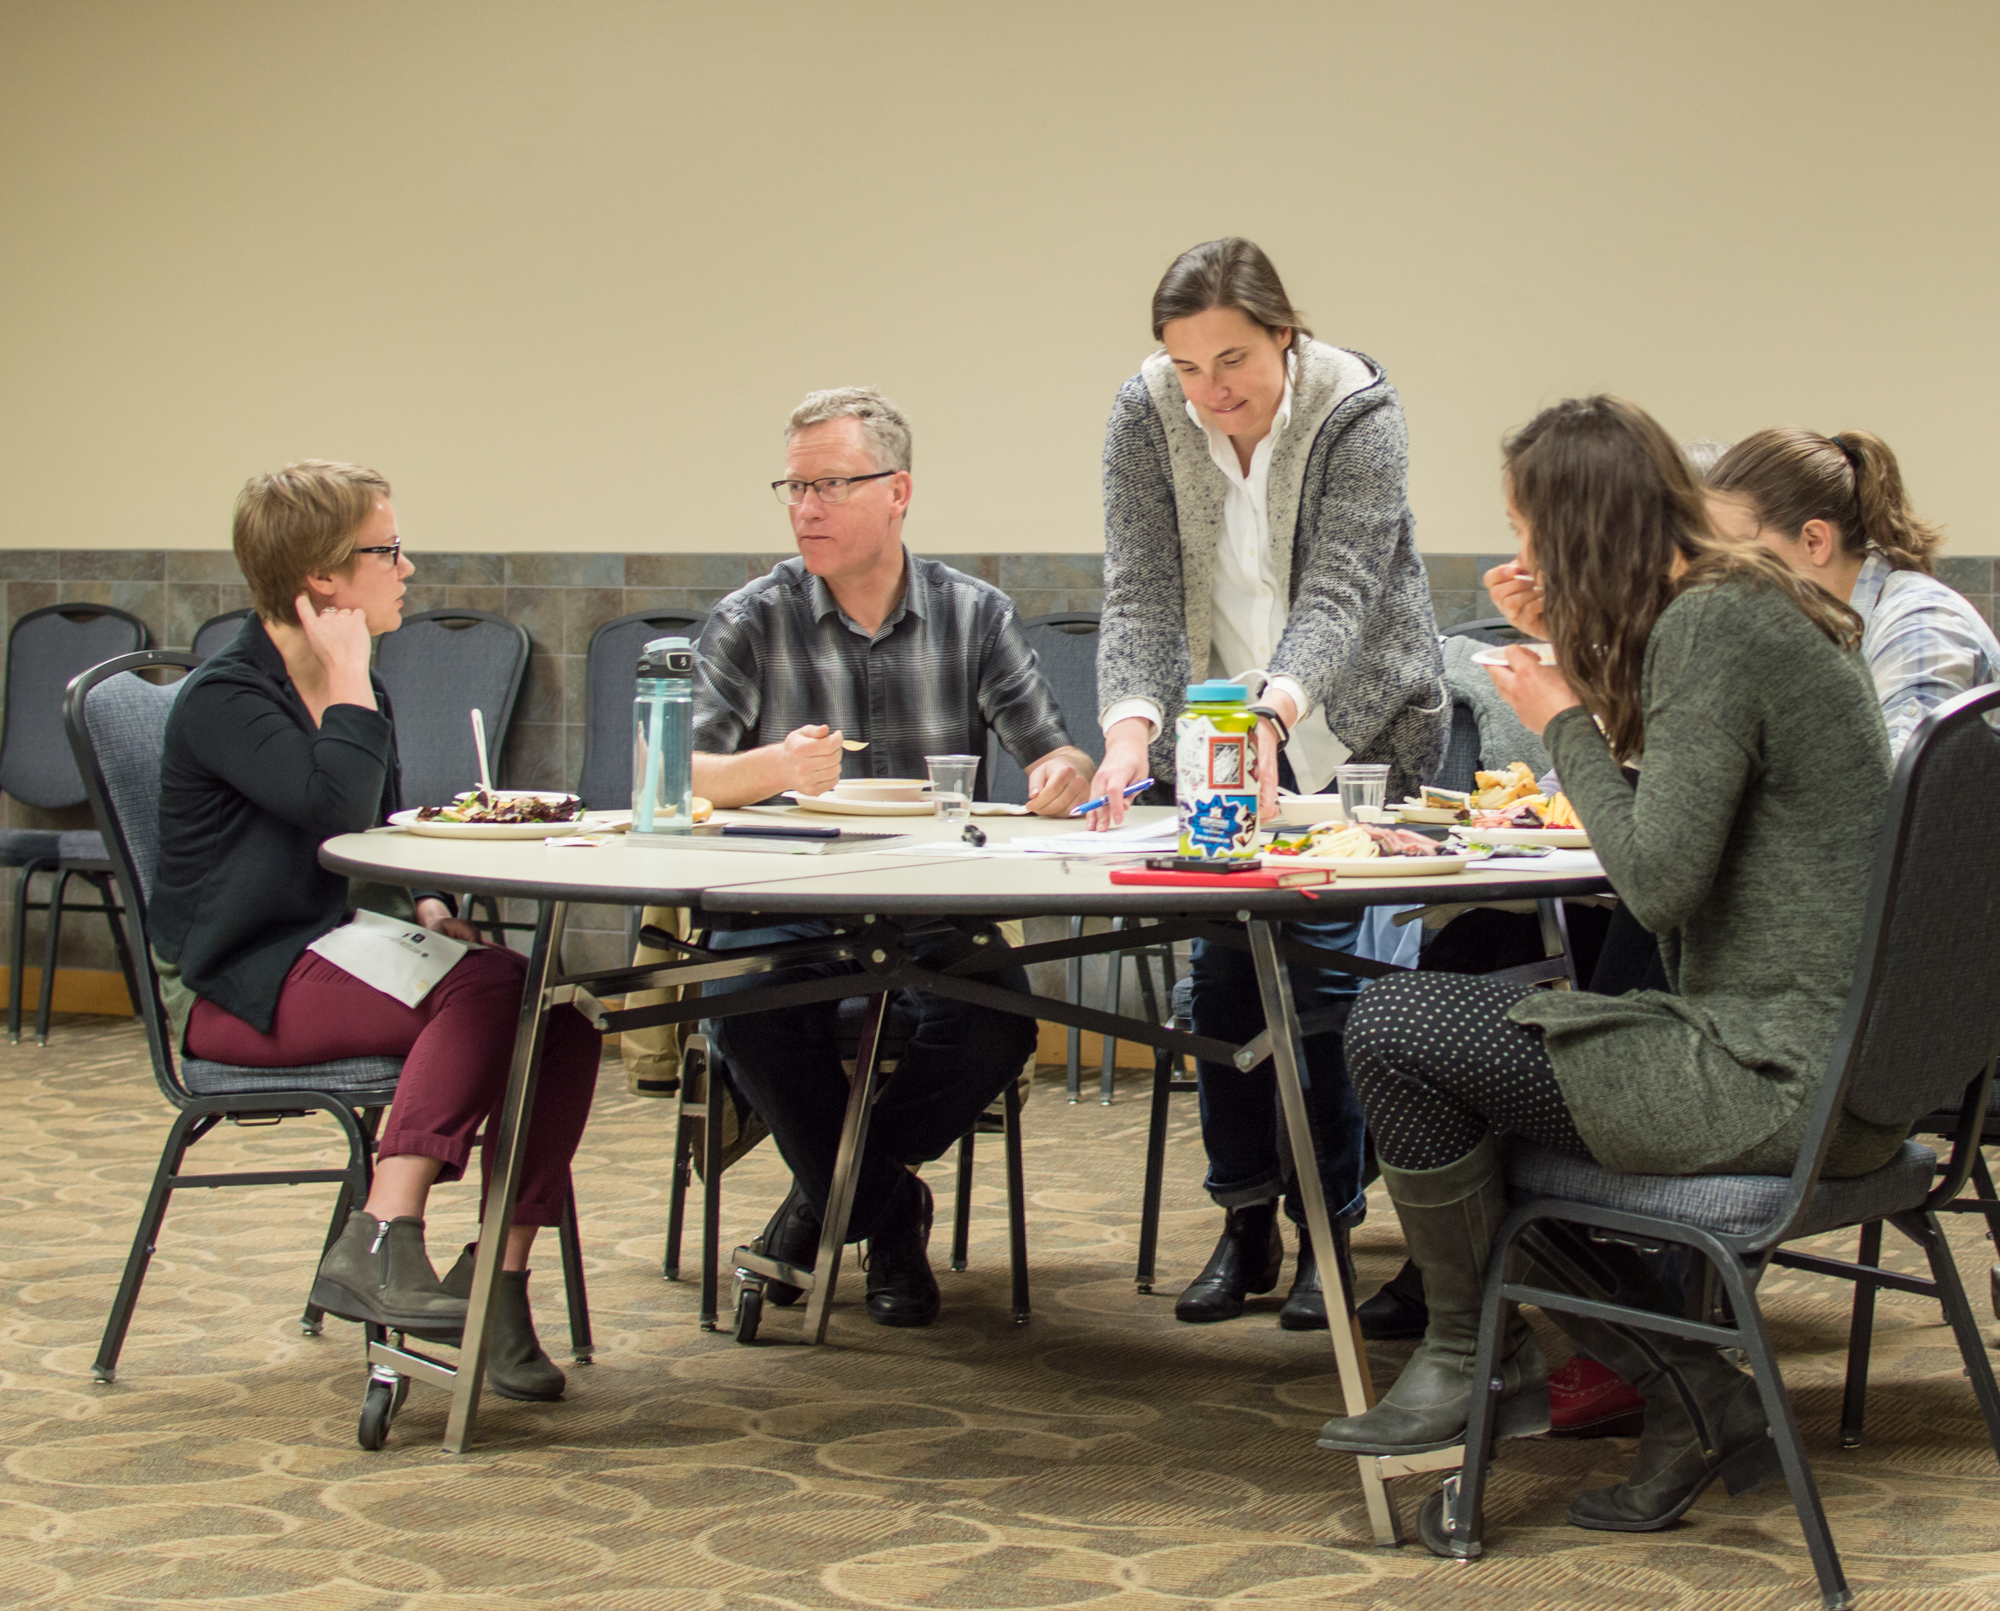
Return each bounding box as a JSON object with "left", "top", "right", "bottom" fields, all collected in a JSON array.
[{"left": 320, "top": 806, "right": 1609, "bottom": 918}]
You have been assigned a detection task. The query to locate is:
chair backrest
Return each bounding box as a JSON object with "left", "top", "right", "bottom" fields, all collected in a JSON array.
[
  {"left": 1761, "top": 683, "right": 2000, "bottom": 1246},
  {"left": 577, "top": 609, "right": 707, "bottom": 809},
  {"left": 371, "top": 609, "right": 531, "bottom": 807},
  {"left": 63, "top": 652, "right": 201, "bottom": 1099},
  {"left": 1433, "top": 698, "right": 1483, "bottom": 794},
  {"left": 1441, "top": 616, "right": 1527, "bottom": 647},
  {"left": 987, "top": 613, "right": 1102, "bottom": 806},
  {"left": 0, "top": 604, "right": 150, "bottom": 808},
  {"left": 191, "top": 608, "right": 254, "bottom": 660}
]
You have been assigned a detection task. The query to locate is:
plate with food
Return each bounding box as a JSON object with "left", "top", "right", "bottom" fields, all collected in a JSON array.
[
  {"left": 1268, "top": 821, "right": 1476, "bottom": 877},
  {"left": 1470, "top": 642, "right": 1557, "bottom": 667},
  {"left": 1466, "top": 825, "right": 1590, "bottom": 849},
  {"left": 390, "top": 790, "right": 632, "bottom": 839},
  {"left": 785, "top": 791, "right": 936, "bottom": 816}
]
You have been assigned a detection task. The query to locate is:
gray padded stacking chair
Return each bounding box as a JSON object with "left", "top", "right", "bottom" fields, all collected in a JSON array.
[
  {"left": 1422, "top": 682, "right": 2000, "bottom": 1611},
  {"left": 65, "top": 652, "right": 592, "bottom": 1447},
  {"left": 372, "top": 609, "right": 530, "bottom": 808},
  {"left": 0, "top": 603, "right": 148, "bottom": 1042},
  {"left": 577, "top": 608, "right": 706, "bottom": 809},
  {"left": 190, "top": 607, "right": 254, "bottom": 660}
]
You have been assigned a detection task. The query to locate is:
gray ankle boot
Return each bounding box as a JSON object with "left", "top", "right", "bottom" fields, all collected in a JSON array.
[
  {"left": 440, "top": 1245, "right": 567, "bottom": 1402},
  {"left": 310, "top": 1211, "right": 469, "bottom": 1333},
  {"left": 1518, "top": 1225, "right": 1779, "bottom": 1531},
  {"left": 1317, "top": 1137, "right": 1547, "bottom": 1456}
]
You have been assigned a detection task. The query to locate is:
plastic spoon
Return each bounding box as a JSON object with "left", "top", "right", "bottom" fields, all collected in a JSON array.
[{"left": 470, "top": 709, "right": 493, "bottom": 796}]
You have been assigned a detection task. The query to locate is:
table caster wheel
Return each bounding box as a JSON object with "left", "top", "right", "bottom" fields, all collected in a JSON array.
[
  {"left": 1416, "top": 1474, "right": 1479, "bottom": 1560},
  {"left": 734, "top": 1282, "right": 764, "bottom": 1345},
  {"left": 357, "top": 1369, "right": 409, "bottom": 1451}
]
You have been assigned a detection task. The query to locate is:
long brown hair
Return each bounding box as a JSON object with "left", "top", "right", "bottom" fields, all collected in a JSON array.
[
  {"left": 1504, "top": 397, "right": 1859, "bottom": 762},
  {"left": 1151, "top": 238, "right": 1311, "bottom": 366},
  {"left": 1708, "top": 425, "right": 1943, "bottom": 575}
]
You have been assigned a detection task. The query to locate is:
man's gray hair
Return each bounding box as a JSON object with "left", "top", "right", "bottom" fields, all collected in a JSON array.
[{"left": 787, "top": 387, "right": 912, "bottom": 474}]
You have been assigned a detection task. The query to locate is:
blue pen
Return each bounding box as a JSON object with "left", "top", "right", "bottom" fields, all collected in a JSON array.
[{"left": 1069, "top": 777, "right": 1156, "bottom": 817}]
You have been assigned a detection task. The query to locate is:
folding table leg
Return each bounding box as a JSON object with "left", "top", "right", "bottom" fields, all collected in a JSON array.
[
  {"left": 441, "top": 900, "right": 568, "bottom": 1454},
  {"left": 1246, "top": 919, "right": 1399, "bottom": 1547},
  {"left": 1100, "top": 917, "right": 1126, "bottom": 1104},
  {"left": 803, "top": 992, "right": 891, "bottom": 1345},
  {"left": 1066, "top": 916, "right": 1084, "bottom": 1102},
  {"left": 557, "top": 1190, "right": 593, "bottom": 1364},
  {"left": 1135, "top": 1050, "right": 1173, "bottom": 1293},
  {"left": 1002, "top": 1076, "right": 1030, "bottom": 1323}
]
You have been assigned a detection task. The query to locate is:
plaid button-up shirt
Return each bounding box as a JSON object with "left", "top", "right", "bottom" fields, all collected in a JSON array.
[
  {"left": 1852, "top": 551, "right": 2000, "bottom": 759},
  {"left": 693, "top": 552, "right": 1072, "bottom": 792}
]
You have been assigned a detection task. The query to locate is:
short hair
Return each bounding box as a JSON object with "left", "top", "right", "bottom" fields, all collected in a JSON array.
[
  {"left": 233, "top": 460, "right": 393, "bottom": 625},
  {"left": 786, "top": 387, "right": 912, "bottom": 474}
]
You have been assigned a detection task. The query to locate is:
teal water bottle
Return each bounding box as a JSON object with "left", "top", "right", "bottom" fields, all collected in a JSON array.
[{"left": 632, "top": 636, "right": 695, "bottom": 833}]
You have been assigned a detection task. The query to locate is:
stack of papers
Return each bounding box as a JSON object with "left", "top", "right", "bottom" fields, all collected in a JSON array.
[{"left": 1018, "top": 817, "right": 1182, "bottom": 857}]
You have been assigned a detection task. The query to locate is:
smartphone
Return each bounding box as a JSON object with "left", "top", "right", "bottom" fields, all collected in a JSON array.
[{"left": 1145, "top": 856, "right": 1266, "bottom": 874}]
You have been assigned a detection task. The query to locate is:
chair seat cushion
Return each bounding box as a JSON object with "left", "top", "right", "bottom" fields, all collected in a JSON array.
[
  {"left": 180, "top": 1055, "right": 404, "bottom": 1097},
  {"left": 1507, "top": 1139, "right": 1938, "bottom": 1240},
  {"left": 0, "top": 828, "right": 63, "bottom": 867},
  {"left": 57, "top": 830, "right": 109, "bottom": 866}
]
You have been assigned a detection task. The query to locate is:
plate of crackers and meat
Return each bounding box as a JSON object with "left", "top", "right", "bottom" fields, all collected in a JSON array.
[
  {"left": 1266, "top": 821, "right": 1480, "bottom": 877},
  {"left": 388, "top": 789, "right": 710, "bottom": 839},
  {"left": 1395, "top": 764, "right": 1590, "bottom": 847}
]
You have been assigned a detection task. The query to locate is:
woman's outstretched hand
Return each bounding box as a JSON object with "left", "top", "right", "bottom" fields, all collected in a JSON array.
[{"left": 1086, "top": 718, "right": 1154, "bottom": 828}]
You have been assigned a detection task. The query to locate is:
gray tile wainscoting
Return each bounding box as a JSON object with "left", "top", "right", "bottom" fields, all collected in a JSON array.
[{"left": 4, "top": 547, "right": 1992, "bottom": 984}]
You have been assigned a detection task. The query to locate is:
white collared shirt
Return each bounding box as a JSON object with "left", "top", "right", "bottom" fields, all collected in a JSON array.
[{"left": 1101, "top": 361, "right": 1347, "bottom": 787}]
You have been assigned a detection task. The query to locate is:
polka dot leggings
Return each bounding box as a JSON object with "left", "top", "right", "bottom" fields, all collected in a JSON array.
[{"left": 1345, "top": 972, "right": 1597, "bottom": 1172}]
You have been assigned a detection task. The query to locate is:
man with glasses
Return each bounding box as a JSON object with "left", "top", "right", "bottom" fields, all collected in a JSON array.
[{"left": 690, "top": 386, "right": 1091, "bottom": 1327}]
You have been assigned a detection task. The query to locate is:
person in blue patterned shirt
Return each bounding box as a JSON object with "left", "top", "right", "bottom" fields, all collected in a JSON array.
[
  {"left": 692, "top": 387, "right": 1092, "bottom": 1329},
  {"left": 1707, "top": 426, "right": 1998, "bottom": 759}
]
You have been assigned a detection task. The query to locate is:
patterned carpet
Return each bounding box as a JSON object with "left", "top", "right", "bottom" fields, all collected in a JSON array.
[{"left": 4, "top": 1017, "right": 1998, "bottom": 1611}]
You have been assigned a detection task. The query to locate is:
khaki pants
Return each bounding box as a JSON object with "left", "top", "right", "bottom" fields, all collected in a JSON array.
[{"left": 619, "top": 905, "right": 690, "bottom": 1093}]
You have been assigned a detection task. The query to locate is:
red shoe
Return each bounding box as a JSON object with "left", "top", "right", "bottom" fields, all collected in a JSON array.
[{"left": 1547, "top": 1355, "right": 1645, "bottom": 1438}]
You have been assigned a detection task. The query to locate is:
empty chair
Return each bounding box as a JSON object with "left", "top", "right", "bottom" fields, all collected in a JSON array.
[
  {"left": 191, "top": 608, "right": 255, "bottom": 660},
  {"left": 0, "top": 602, "right": 148, "bottom": 1042},
  {"left": 578, "top": 609, "right": 707, "bottom": 809},
  {"left": 984, "top": 613, "right": 1105, "bottom": 805},
  {"left": 371, "top": 609, "right": 530, "bottom": 808}
]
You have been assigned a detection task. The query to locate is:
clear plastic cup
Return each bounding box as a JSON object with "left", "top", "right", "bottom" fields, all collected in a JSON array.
[
  {"left": 925, "top": 754, "right": 979, "bottom": 822},
  {"left": 1336, "top": 763, "right": 1391, "bottom": 821}
]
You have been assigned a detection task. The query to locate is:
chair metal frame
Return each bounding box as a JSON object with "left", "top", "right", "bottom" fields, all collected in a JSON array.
[
  {"left": 1425, "top": 684, "right": 2000, "bottom": 1610},
  {"left": 64, "top": 652, "right": 592, "bottom": 1425}
]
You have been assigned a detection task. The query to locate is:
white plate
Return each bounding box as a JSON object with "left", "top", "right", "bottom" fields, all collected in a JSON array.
[
  {"left": 1277, "top": 794, "right": 1346, "bottom": 827},
  {"left": 391, "top": 805, "right": 613, "bottom": 840},
  {"left": 785, "top": 791, "right": 937, "bottom": 817},
  {"left": 1273, "top": 852, "right": 1478, "bottom": 878},
  {"left": 1463, "top": 826, "right": 1590, "bottom": 848},
  {"left": 1470, "top": 642, "right": 1557, "bottom": 667},
  {"left": 1396, "top": 806, "right": 1463, "bottom": 824}
]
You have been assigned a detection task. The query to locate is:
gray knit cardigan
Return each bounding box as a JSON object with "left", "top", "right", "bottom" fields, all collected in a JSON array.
[{"left": 1096, "top": 339, "right": 1446, "bottom": 799}]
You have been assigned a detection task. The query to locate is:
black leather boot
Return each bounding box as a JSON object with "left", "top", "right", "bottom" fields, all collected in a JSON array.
[
  {"left": 1277, "top": 1224, "right": 1357, "bottom": 1331},
  {"left": 1517, "top": 1223, "right": 1779, "bottom": 1531},
  {"left": 1318, "top": 1139, "right": 1547, "bottom": 1456},
  {"left": 1356, "top": 1258, "right": 1429, "bottom": 1341},
  {"left": 1175, "top": 1202, "right": 1284, "bottom": 1323},
  {"left": 757, "top": 1180, "right": 821, "bottom": 1308},
  {"left": 864, "top": 1175, "right": 941, "bottom": 1328},
  {"left": 309, "top": 1211, "right": 468, "bottom": 1334}
]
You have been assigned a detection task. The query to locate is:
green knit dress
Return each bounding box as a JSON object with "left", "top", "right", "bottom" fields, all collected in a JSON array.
[{"left": 1509, "top": 577, "right": 1907, "bottom": 1178}]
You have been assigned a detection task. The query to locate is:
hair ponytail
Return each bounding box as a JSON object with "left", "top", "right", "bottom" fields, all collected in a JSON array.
[
  {"left": 1710, "top": 426, "right": 1944, "bottom": 575},
  {"left": 1831, "top": 430, "right": 1945, "bottom": 575}
]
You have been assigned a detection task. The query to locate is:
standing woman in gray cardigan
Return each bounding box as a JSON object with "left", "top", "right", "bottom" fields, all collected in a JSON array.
[
  {"left": 1089, "top": 239, "right": 1446, "bottom": 1332},
  {"left": 1319, "top": 397, "right": 1902, "bottom": 1539}
]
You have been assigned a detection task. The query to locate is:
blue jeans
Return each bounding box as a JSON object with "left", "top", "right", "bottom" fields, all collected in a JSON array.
[
  {"left": 702, "top": 920, "right": 1037, "bottom": 1240},
  {"left": 1191, "top": 915, "right": 1371, "bottom": 1229}
]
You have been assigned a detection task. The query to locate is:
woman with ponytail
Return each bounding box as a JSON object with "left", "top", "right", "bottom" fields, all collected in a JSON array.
[
  {"left": 1318, "top": 397, "right": 1907, "bottom": 1540},
  {"left": 1708, "top": 427, "right": 1998, "bottom": 756}
]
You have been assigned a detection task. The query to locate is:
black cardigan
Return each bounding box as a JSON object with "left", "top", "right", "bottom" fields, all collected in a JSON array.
[{"left": 151, "top": 616, "right": 435, "bottom": 1034}]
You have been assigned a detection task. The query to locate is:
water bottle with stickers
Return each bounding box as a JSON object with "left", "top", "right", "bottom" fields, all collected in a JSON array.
[{"left": 1175, "top": 681, "right": 1260, "bottom": 859}]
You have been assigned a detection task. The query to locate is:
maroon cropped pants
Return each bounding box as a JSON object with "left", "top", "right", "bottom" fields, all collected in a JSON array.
[{"left": 186, "top": 946, "right": 601, "bottom": 1226}]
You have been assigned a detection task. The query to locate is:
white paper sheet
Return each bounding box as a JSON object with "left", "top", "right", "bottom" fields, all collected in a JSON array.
[
  {"left": 307, "top": 909, "right": 471, "bottom": 1008},
  {"left": 1018, "top": 817, "right": 1183, "bottom": 857},
  {"left": 1478, "top": 849, "right": 1604, "bottom": 874}
]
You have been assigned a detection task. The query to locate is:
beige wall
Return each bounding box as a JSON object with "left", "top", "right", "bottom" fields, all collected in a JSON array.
[{"left": 3, "top": 1, "right": 1996, "bottom": 556}]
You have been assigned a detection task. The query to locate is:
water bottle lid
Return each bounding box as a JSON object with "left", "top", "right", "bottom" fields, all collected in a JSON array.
[
  {"left": 1184, "top": 680, "right": 1249, "bottom": 704},
  {"left": 638, "top": 636, "right": 695, "bottom": 677}
]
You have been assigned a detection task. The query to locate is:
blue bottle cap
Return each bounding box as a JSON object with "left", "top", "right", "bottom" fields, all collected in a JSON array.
[{"left": 1184, "top": 680, "right": 1249, "bottom": 704}]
